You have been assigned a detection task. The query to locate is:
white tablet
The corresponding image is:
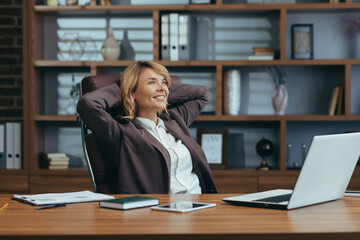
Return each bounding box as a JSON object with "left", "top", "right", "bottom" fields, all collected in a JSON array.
[{"left": 151, "top": 201, "right": 216, "bottom": 213}]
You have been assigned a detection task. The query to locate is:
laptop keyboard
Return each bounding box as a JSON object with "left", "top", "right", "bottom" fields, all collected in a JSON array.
[{"left": 253, "top": 194, "right": 292, "bottom": 203}]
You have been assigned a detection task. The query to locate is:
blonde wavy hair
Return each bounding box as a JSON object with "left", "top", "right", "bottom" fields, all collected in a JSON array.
[{"left": 120, "top": 61, "right": 171, "bottom": 119}]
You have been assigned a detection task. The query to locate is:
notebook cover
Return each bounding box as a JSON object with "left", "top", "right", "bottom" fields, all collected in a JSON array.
[{"left": 100, "top": 196, "right": 159, "bottom": 210}]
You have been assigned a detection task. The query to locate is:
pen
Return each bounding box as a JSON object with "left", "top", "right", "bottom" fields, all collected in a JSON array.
[
  {"left": 0, "top": 203, "right": 8, "bottom": 211},
  {"left": 36, "top": 203, "right": 66, "bottom": 210},
  {"left": 345, "top": 191, "right": 360, "bottom": 194}
]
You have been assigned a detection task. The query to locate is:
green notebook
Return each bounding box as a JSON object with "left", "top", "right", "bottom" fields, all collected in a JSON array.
[{"left": 99, "top": 196, "right": 159, "bottom": 210}]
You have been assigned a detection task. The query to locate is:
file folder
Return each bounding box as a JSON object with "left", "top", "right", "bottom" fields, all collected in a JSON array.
[
  {"left": 196, "top": 17, "right": 210, "bottom": 60},
  {"left": 161, "top": 14, "right": 170, "bottom": 60},
  {"left": 179, "top": 14, "right": 190, "bottom": 60},
  {"left": 13, "top": 122, "right": 21, "bottom": 169},
  {"left": 0, "top": 123, "right": 5, "bottom": 169},
  {"left": 5, "top": 122, "right": 14, "bottom": 169},
  {"left": 169, "top": 13, "right": 179, "bottom": 61}
]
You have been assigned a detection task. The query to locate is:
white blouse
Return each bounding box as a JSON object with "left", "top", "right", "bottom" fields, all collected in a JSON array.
[{"left": 135, "top": 117, "right": 201, "bottom": 194}]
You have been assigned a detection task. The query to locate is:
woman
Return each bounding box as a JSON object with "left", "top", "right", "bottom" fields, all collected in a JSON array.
[{"left": 77, "top": 61, "right": 217, "bottom": 194}]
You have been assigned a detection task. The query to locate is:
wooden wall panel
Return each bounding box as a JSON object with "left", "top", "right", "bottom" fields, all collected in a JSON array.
[
  {"left": 348, "top": 176, "right": 360, "bottom": 191},
  {"left": 0, "top": 175, "right": 28, "bottom": 193},
  {"left": 30, "top": 175, "right": 92, "bottom": 194},
  {"left": 258, "top": 176, "right": 297, "bottom": 192},
  {"left": 213, "top": 176, "right": 258, "bottom": 194}
]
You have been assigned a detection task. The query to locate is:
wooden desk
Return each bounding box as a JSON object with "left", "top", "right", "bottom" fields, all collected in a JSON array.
[{"left": 0, "top": 194, "right": 360, "bottom": 240}]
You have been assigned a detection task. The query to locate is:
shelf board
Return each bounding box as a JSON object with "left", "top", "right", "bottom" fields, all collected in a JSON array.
[
  {"left": 32, "top": 4, "right": 283, "bottom": 12},
  {"left": 33, "top": 59, "right": 360, "bottom": 68},
  {"left": 212, "top": 169, "right": 300, "bottom": 176},
  {"left": 33, "top": 3, "right": 360, "bottom": 12},
  {"left": 33, "top": 114, "right": 360, "bottom": 122},
  {"left": 30, "top": 169, "right": 89, "bottom": 176},
  {"left": 0, "top": 169, "right": 28, "bottom": 175},
  {"left": 34, "top": 115, "right": 77, "bottom": 122},
  {"left": 282, "top": 115, "right": 360, "bottom": 121},
  {"left": 198, "top": 115, "right": 360, "bottom": 121}
]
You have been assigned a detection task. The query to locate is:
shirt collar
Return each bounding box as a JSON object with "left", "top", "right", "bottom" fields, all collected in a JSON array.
[{"left": 135, "top": 117, "right": 166, "bottom": 131}]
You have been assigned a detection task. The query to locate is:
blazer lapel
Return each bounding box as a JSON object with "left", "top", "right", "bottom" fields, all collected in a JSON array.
[
  {"left": 133, "top": 121, "right": 171, "bottom": 174},
  {"left": 164, "top": 120, "right": 190, "bottom": 144}
]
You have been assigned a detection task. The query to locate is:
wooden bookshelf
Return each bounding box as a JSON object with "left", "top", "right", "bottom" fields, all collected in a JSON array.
[{"left": 12, "top": 0, "right": 360, "bottom": 194}]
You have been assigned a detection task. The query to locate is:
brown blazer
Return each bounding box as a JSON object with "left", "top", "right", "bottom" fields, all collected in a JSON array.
[{"left": 77, "top": 80, "right": 217, "bottom": 194}]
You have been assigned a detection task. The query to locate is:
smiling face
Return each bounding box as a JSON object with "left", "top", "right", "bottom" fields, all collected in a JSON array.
[{"left": 132, "top": 67, "right": 169, "bottom": 121}]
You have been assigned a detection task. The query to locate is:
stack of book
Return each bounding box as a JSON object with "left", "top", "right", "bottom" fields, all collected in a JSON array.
[
  {"left": 39, "top": 152, "right": 70, "bottom": 170},
  {"left": 249, "top": 47, "right": 275, "bottom": 60}
]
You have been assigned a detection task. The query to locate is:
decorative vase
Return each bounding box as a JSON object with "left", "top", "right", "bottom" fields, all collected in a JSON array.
[
  {"left": 272, "top": 84, "right": 288, "bottom": 115},
  {"left": 118, "top": 30, "right": 135, "bottom": 60},
  {"left": 101, "top": 27, "right": 120, "bottom": 61},
  {"left": 223, "top": 70, "right": 241, "bottom": 115}
]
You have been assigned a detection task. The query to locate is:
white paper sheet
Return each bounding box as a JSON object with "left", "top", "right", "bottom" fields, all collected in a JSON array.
[{"left": 13, "top": 190, "right": 114, "bottom": 206}]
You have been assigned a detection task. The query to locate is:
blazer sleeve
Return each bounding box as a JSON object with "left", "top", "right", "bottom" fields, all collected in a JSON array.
[
  {"left": 77, "top": 83, "right": 122, "bottom": 152},
  {"left": 167, "top": 83, "right": 209, "bottom": 127}
]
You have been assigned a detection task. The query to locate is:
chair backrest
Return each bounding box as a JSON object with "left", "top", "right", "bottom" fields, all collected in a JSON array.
[
  {"left": 80, "top": 74, "right": 120, "bottom": 194},
  {"left": 79, "top": 74, "right": 181, "bottom": 193}
]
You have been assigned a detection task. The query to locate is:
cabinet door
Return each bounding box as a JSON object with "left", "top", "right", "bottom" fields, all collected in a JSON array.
[
  {"left": 258, "top": 176, "right": 297, "bottom": 191},
  {"left": 348, "top": 174, "right": 360, "bottom": 191},
  {"left": 212, "top": 172, "right": 258, "bottom": 193},
  {"left": 30, "top": 175, "right": 92, "bottom": 194},
  {"left": 0, "top": 175, "right": 28, "bottom": 193}
]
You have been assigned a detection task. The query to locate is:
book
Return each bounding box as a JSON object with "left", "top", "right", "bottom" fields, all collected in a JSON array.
[
  {"left": 191, "top": 0, "right": 210, "bottom": 3},
  {"left": 328, "top": 86, "right": 340, "bottom": 116},
  {"left": 254, "top": 51, "right": 274, "bottom": 56},
  {"left": 336, "top": 85, "right": 344, "bottom": 115},
  {"left": 49, "top": 165, "right": 69, "bottom": 170},
  {"left": 46, "top": 152, "right": 67, "bottom": 158},
  {"left": 248, "top": 55, "right": 274, "bottom": 60},
  {"left": 99, "top": 196, "right": 159, "bottom": 210},
  {"left": 49, "top": 159, "right": 70, "bottom": 165},
  {"left": 253, "top": 47, "right": 273, "bottom": 52}
]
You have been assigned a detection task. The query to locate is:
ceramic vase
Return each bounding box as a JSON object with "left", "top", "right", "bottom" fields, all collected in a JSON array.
[
  {"left": 101, "top": 27, "right": 120, "bottom": 61},
  {"left": 119, "top": 30, "right": 135, "bottom": 60},
  {"left": 272, "top": 84, "right": 288, "bottom": 115},
  {"left": 223, "top": 70, "right": 241, "bottom": 115}
]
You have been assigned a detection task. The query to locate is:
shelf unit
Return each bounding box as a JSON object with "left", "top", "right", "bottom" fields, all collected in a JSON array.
[{"left": 13, "top": 0, "right": 360, "bottom": 193}]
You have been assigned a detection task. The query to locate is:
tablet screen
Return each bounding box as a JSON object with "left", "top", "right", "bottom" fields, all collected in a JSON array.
[{"left": 151, "top": 201, "right": 216, "bottom": 212}]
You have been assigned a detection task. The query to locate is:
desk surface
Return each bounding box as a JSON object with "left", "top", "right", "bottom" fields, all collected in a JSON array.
[{"left": 1, "top": 194, "right": 360, "bottom": 240}]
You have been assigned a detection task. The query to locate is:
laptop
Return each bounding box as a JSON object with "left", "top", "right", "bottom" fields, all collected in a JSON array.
[{"left": 222, "top": 132, "right": 360, "bottom": 210}]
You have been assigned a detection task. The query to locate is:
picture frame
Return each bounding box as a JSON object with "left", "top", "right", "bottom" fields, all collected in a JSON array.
[
  {"left": 291, "top": 24, "right": 314, "bottom": 59},
  {"left": 196, "top": 129, "right": 228, "bottom": 169}
]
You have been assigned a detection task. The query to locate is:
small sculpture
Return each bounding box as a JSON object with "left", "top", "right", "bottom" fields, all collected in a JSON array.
[{"left": 256, "top": 137, "right": 274, "bottom": 170}]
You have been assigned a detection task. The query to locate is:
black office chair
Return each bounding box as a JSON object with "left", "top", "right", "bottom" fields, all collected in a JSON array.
[{"left": 79, "top": 74, "right": 120, "bottom": 194}]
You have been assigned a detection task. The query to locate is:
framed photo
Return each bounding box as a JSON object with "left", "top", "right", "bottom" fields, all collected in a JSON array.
[
  {"left": 196, "top": 129, "right": 228, "bottom": 169},
  {"left": 291, "top": 24, "right": 313, "bottom": 59}
]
